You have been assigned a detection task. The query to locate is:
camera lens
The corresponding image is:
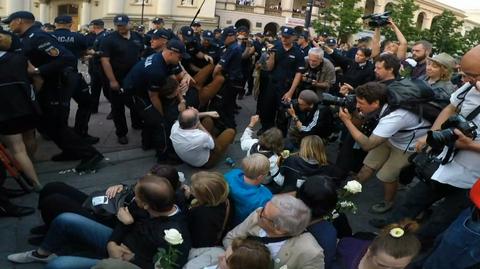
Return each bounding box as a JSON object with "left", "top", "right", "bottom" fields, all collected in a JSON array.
[{"left": 426, "top": 129, "right": 458, "bottom": 149}]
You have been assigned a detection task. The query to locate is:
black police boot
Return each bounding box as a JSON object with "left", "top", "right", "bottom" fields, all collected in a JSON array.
[{"left": 75, "top": 153, "right": 104, "bottom": 173}]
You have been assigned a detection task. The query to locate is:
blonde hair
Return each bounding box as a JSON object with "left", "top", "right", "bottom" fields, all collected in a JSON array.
[
  {"left": 369, "top": 219, "right": 421, "bottom": 259},
  {"left": 190, "top": 171, "right": 229, "bottom": 206},
  {"left": 242, "top": 153, "right": 270, "bottom": 179},
  {"left": 299, "top": 135, "right": 328, "bottom": 165},
  {"left": 429, "top": 60, "right": 452, "bottom": 81}
]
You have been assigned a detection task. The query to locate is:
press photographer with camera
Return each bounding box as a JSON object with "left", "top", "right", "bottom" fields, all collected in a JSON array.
[
  {"left": 370, "top": 45, "right": 480, "bottom": 244},
  {"left": 297, "top": 47, "right": 336, "bottom": 95},
  {"left": 367, "top": 15, "right": 408, "bottom": 61},
  {"left": 286, "top": 90, "right": 334, "bottom": 148},
  {"left": 339, "top": 81, "right": 431, "bottom": 214}
]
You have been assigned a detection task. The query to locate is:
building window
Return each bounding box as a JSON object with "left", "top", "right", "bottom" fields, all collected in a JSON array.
[
  {"left": 132, "top": 0, "right": 151, "bottom": 5},
  {"left": 181, "top": 0, "right": 194, "bottom": 6},
  {"left": 256, "top": 22, "right": 262, "bottom": 28}
]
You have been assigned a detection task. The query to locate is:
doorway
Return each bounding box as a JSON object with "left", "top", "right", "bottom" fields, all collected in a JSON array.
[{"left": 57, "top": 4, "right": 79, "bottom": 30}]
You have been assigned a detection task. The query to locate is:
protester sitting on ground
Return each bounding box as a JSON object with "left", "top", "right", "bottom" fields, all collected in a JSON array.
[
  {"left": 8, "top": 175, "right": 191, "bottom": 269},
  {"left": 270, "top": 135, "right": 345, "bottom": 194},
  {"left": 223, "top": 195, "right": 325, "bottom": 269},
  {"left": 187, "top": 171, "right": 230, "bottom": 248},
  {"left": 423, "top": 52, "right": 456, "bottom": 98},
  {"left": 0, "top": 29, "right": 41, "bottom": 191},
  {"left": 240, "top": 115, "right": 284, "bottom": 186},
  {"left": 32, "top": 164, "right": 183, "bottom": 237},
  {"left": 170, "top": 107, "right": 235, "bottom": 168},
  {"left": 224, "top": 153, "right": 273, "bottom": 226},
  {"left": 335, "top": 220, "right": 421, "bottom": 269},
  {"left": 296, "top": 175, "right": 339, "bottom": 269}
]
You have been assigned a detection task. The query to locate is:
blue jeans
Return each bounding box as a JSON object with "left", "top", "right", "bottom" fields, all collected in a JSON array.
[
  {"left": 41, "top": 212, "right": 113, "bottom": 269},
  {"left": 422, "top": 208, "right": 480, "bottom": 269}
]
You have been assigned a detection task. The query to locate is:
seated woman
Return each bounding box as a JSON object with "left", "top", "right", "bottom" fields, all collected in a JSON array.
[
  {"left": 271, "top": 135, "right": 345, "bottom": 194},
  {"left": 32, "top": 165, "right": 184, "bottom": 236},
  {"left": 187, "top": 171, "right": 230, "bottom": 248},
  {"left": 8, "top": 175, "right": 191, "bottom": 269},
  {"left": 335, "top": 220, "right": 421, "bottom": 269},
  {"left": 240, "top": 115, "right": 284, "bottom": 186}
]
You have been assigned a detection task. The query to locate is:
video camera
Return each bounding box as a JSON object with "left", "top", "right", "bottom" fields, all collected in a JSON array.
[
  {"left": 321, "top": 93, "right": 357, "bottom": 113},
  {"left": 426, "top": 114, "right": 478, "bottom": 150},
  {"left": 362, "top": 11, "right": 391, "bottom": 27}
]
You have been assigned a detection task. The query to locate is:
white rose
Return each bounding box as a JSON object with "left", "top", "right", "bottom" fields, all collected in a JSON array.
[
  {"left": 279, "top": 265, "right": 288, "bottom": 269},
  {"left": 344, "top": 180, "right": 362, "bottom": 194},
  {"left": 164, "top": 229, "right": 183, "bottom": 245}
]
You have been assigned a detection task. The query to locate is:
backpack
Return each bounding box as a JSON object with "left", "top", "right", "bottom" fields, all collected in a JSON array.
[{"left": 383, "top": 79, "right": 450, "bottom": 124}]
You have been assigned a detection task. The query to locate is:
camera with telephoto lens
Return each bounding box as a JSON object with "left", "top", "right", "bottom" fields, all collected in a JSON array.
[
  {"left": 362, "top": 11, "right": 391, "bottom": 27},
  {"left": 321, "top": 93, "right": 357, "bottom": 113},
  {"left": 426, "top": 114, "right": 478, "bottom": 150}
]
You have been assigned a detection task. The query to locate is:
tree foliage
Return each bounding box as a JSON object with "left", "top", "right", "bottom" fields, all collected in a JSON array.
[
  {"left": 463, "top": 27, "right": 480, "bottom": 52},
  {"left": 312, "top": 0, "right": 364, "bottom": 43},
  {"left": 382, "top": 0, "right": 420, "bottom": 42},
  {"left": 422, "top": 10, "right": 464, "bottom": 55}
]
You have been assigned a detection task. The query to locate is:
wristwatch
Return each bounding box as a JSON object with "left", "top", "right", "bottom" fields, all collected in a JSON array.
[{"left": 292, "top": 116, "right": 299, "bottom": 122}]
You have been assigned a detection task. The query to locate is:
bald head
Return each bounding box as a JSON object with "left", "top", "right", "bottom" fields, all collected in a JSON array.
[
  {"left": 461, "top": 45, "right": 480, "bottom": 86},
  {"left": 178, "top": 108, "right": 199, "bottom": 129},
  {"left": 136, "top": 175, "right": 175, "bottom": 212}
]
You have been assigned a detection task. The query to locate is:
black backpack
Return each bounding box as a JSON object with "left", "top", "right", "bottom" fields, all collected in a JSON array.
[{"left": 383, "top": 79, "right": 450, "bottom": 124}]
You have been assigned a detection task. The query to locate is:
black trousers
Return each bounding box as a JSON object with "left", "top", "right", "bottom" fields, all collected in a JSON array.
[
  {"left": 219, "top": 79, "right": 243, "bottom": 129},
  {"left": 38, "top": 182, "right": 113, "bottom": 227},
  {"left": 88, "top": 64, "right": 110, "bottom": 112},
  {"left": 108, "top": 87, "right": 142, "bottom": 138},
  {"left": 71, "top": 74, "right": 93, "bottom": 136},
  {"left": 37, "top": 82, "right": 99, "bottom": 159},
  {"left": 258, "top": 80, "right": 290, "bottom": 135}
]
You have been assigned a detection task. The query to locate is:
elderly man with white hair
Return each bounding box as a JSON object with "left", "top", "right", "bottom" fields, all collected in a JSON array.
[
  {"left": 223, "top": 195, "right": 325, "bottom": 269},
  {"left": 297, "top": 47, "right": 336, "bottom": 95}
]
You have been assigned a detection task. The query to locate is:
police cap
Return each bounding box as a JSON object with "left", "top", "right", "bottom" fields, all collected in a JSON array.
[
  {"left": 2, "top": 11, "right": 35, "bottom": 24},
  {"left": 54, "top": 15, "right": 72, "bottom": 24}
]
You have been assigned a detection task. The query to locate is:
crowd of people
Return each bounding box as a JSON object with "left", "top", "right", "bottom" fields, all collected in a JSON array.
[{"left": 1, "top": 8, "right": 480, "bottom": 269}]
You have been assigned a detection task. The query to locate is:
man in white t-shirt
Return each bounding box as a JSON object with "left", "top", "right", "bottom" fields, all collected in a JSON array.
[
  {"left": 170, "top": 108, "right": 235, "bottom": 167},
  {"left": 339, "top": 82, "right": 430, "bottom": 214},
  {"left": 369, "top": 45, "right": 480, "bottom": 243}
]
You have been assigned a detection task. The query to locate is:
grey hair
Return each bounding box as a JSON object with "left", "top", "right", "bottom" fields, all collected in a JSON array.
[
  {"left": 270, "top": 195, "right": 311, "bottom": 236},
  {"left": 298, "top": 89, "right": 319, "bottom": 105},
  {"left": 308, "top": 47, "right": 324, "bottom": 59}
]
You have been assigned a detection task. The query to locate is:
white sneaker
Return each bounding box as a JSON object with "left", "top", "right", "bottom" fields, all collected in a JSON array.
[{"left": 7, "top": 250, "right": 57, "bottom": 263}]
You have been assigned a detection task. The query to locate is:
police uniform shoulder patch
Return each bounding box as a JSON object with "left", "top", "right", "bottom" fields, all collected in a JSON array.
[{"left": 46, "top": 46, "right": 60, "bottom": 57}]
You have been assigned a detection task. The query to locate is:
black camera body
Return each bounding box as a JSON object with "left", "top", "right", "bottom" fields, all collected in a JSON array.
[
  {"left": 362, "top": 11, "right": 391, "bottom": 27},
  {"left": 426, "top": 114, "right": 478, "bottom": 150},
  {"left": 321, "top": 93, "right": 357, "bottom": 113},
  {"left": 281, "top": 99, "right": 299, "bottom": 110}
]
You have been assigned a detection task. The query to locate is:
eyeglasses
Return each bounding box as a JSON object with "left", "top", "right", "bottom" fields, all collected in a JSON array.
[
  {"left": 259, "top": 207, "right": 276, "bottom": 227},
  {"left": 460, "top": 71, "right": 480, "bottom": 81}
]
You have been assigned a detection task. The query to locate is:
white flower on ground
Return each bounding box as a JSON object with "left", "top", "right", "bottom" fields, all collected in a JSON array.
[
  {"left": 164, "top": 229, "right": 183, "bottom": 245},
  {"left": 343, "top": 180, "right": 362, "bottom": 194}
]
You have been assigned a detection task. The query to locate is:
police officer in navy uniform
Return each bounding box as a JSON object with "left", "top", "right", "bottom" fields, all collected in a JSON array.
[
  {"left": 212, "top": 26, "right": 243, "bottom": 129},
  {"left": 87, "top": 19, "right": 109, "bottom": 114},
  {"left": 146, "top": 17, "right": 164, "bottom": 36},
  {"left": 200, "top": 30, "right": 221, "bottom": 64},
  {"left": 260, "top": 26, "right": 304, "bottom": 135},
  {"left": 142, "top": 28, "right": 170, "bottom": 58},
  {"left": 52, "top": 15, "right": 99, "bottom": 144},
  {"left": 100, "top": 14, "right": 144, "bottom": 145},
  {"left": 3, "top": 11, "right": 103, "bottom": 172},
  {"left": 124, "top": 40, "right": 189, "bottom": 162},
  {"left": 297, "top": 31, "right": 311, "bottom": 58}
]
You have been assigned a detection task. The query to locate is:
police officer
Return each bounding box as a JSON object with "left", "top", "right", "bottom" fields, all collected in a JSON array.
[
  {"left": 52, "top": 15, "right": 98, "bottom": 144},
  {"left": 142, "top": 28, "right": 170, "bottom": 58},
  {"left": 260, "top": 26, "right": 304, "bottom": 135},
  {"left": 124, "top": 40, "right": 189, "bottom": 162},
  {"left": 146, "top": 17, "right": 164, "bottom": 36},
  {"left": 213, "top": 28, "right": 223, "bottom": 47},
  {"left": 100, "top": 14, "right": 144, "bottom": 145},
  {"left": 200, "top": 30, "right": 221, "bottom": 64},
  {"left": 3, "top": 11, "right": 103, "bottom": 171},
  {"left": 212, "top": 26, "right": 243, "bottom": 129},
  {"left": 87, "top": 19, "right": 109, "bottom": 114},
  {"left": 297, "top": 31, "right": 311, "bottom": 58}
]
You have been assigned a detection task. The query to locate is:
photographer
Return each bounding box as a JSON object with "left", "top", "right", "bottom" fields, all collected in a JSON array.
[
  {"left": 298, "top": 47, "right": 336, "bottom": 96},
  {"left": 286, "top": 90, "right": 334, "bottom": 148},
  {"left": 339, "top": 82, "right": 431, "bottom": 214},
  {"left": 370, "top": 46, "right": 480, "bottom": 244},
  {"left": 371, "top": 18, "right": 408, "bottom": 60}
]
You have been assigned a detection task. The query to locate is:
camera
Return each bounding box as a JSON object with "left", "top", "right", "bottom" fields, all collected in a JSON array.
[
  {"left": 426, "top": 114, "right": 478, "bottom": 150},
  {"left": 321, "top": 93, "right": 357, "bottom": 113},
  {"left": 362, "top": 11, "right": 391, "bottom": 27},
  {"left": 281, "top": 99, "right": 299, "bottom": 109}
]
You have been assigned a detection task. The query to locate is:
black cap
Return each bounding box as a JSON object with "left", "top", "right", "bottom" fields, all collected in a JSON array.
[
  {"left": 2, "top": 11, "right": 35, "bottom": 24},
  {"left": 213, "top": 28, "right": 222, "bottom": 34},
  {"left": 221, "top": 26, "right": 237, "bottom": 40},
  {"left": 320, "top": 31, "right": 329, "bottom": 37},
  {"left": 151, "top": 29, "right": 170, "bottom": 40},
  {"left": 326, "top": 38, "right": 337, "bottom": 46},
  {"left": 166, "top": 39, "right": 190, "bottom": 59},
  {"left": 180, "top": 26, "right": 194, "bottom": 42},
  {"left": 89, "top": 19, "right": 104, "bottom": 27},
  {"left": 113, "top": 14, "right": 129, "bottom": 26},
  {"left": 54, "top": 15, "right": 72, "bottom": 24},
  {"left": 298, "top": 31, "right": 309, "bottom": 39},
  {"left": 152, "top": 17, "right": 164, "bottom": 24},
  {"left": 202, "top": 30, "right": 214, "bottom": 41},
  {"left": 192, "top": 21, "right": 201, "bottom": 27},
  {"left": 281, "top": 27, "right": 295, "bottom": 37},
  {"left": 237, "top": 26, "right": 249, "bottom": 34},
  {"left": 254, "top": 32, "right": 264, "bottom": 37},
  {"left": 43, "top": 23, "right": 56, "bottom": 29}
]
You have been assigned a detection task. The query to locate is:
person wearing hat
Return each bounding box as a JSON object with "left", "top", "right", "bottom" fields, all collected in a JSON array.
[
  {"left": 212, "top": 26, "right": 244, "bottom": 129},
  {"left": 100, "top": 14, "right": 144, "bottom": 145},
  {"left": 42, "top": 23, "right": 55, "bottom": 33},
  {"left": 259, "top": 26, "right": 304, "bottom": 135},
  {"left": 147, "top": 17, "right": 164, "bottom": 36},
  {"left": 178, "top": 25, "right": 214, "bottom": 75},
  {"left": 213, "top": 28, "right": 223, "bottom": 46},
  {"left": 86, "top": 19, "right": 109, "bottom": 114},
  {"left": 123, "top": 40, "right": 190, "bottom": 162},
  {"left": 420, "top": 178, "right": 480, "bottom": 269},
  {"left": 200, "top": 30, "right": 221, "bottom": 64},
  {"left": 52, "top": 15, "right": 99, "bottom": 144},
  {"left": 3, "top": 11, "right": 104, "bottom": 172},
  {"left": 297, "top": 31, "right": 311, "bottom": 57},
  {"left": 191, "top": 21, "right": 202, "bottom": 43},
  {"left": 424, "top": 52, "right": 456, "bottom": 99},
  {"left": 237, "top": 26, "right": 256, "bottom": 98},
  {"left": 142, "top": 28, "right": 170, "bottom": 58}
]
